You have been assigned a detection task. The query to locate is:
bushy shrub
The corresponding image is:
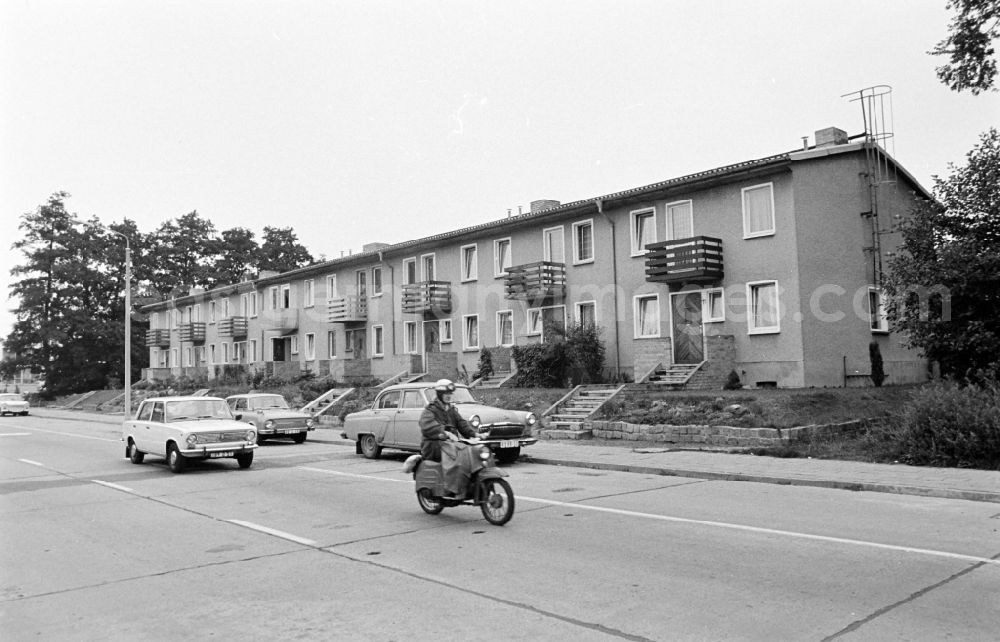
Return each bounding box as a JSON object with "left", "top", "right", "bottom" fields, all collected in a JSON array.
[
  {"left": 869, "top": 341, "right": 886, "bottom": 387},
  {"left": 513, "top": 342, "right": 569, "bottom": 388},
  {"left": 473, "top": 349, "right": 494, "bottom": 380},
  {"left": 723, "top": 370, "right": 743, "bottom": 390},
  {"left": 867, "top": 380, "right": 1000, "bottom": 468}
]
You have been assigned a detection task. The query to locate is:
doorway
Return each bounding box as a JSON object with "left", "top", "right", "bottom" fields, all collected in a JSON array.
[{"left": 671, "top": 291, "right": 704, "bottom": 364}]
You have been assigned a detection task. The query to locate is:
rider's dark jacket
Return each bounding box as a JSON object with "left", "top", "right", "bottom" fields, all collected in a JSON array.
[{"left": 419, "top": 397, "right": 476, "bottom": 461}]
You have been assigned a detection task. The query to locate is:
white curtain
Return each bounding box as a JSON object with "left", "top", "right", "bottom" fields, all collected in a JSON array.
[
  {"left": 577, "top": 223, "right": 593, "bottom": 260},
  {"left": 667, "top": 202, "right": 692, "bottom": 240},
  {"left": 752, "top": 283, "right": 778, "bottom": 329},
  {"left": 638, "top": 297, "right": 659, "bottom": 336},
  {"left": 744, "top": 186, "right": 774, "bottom": 234}
]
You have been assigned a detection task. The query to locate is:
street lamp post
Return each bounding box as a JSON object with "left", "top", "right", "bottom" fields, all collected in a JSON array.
[{"left": 108, "top": 230, "right": 132, "bottom": 430}]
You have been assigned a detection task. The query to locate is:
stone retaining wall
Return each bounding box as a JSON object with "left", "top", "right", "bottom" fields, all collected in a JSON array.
[{"left": 550, "top": 419, "right": 866, "bottom": 448}]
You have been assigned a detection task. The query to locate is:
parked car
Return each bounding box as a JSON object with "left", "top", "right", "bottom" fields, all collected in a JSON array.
[
  {"left": 124, "top": 396, "right": 257, "bottom": 473},
  {"left": 0, "top": 393, "right": 29, "bottom": 416},
  {"left": 342, "top": 383, "right": 537, "bottom": 463},
  {"left": 225, "top": 393, "right": 315, "bottom": 443}
]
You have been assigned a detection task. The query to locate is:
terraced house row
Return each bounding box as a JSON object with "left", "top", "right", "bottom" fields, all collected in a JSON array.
[{"left": 142, "top": 126, "right": 933, "bottom": 389}]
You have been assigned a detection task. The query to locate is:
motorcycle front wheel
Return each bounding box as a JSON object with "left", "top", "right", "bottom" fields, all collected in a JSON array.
[
  {"left": 479, "top": 478, "right": 515, "bottom": 526},
  {"left": 416, "top": 488, "right": 444, "bottom": 515}
]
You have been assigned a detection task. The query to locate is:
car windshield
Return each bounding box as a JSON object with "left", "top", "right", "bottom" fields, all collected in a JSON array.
[
  {"left": 165, "top": 399, "right": 233, "bottom": 422},
  {"left": 248, "top": 396, "right": 289, "bottom": 410},
  {"left": 0, "top": 394, "right": 23, "bottom": 401},
  {"left": 420, "top": 387, "right": 477, "bottom": 404}
]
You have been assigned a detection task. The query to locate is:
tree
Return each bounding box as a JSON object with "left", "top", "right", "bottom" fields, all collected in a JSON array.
[
  {"left": 148, "top": 211, "right": 220, "bottom": 296},
  {"left": 217, "top": 227, "right": 260, "bottom": 285},
  {"left": 883, "top": 128, "right": 1000, "bottom": 382},
  {"left": 258, "top": 226, "right": 314, "bottom": 273},
  {"left": 930, "top": 0, "right": 1000, "bottom": 94}
]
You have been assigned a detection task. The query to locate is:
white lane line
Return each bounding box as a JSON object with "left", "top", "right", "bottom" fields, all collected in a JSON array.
[
  {"left": 19, "top": 427, "right": 120, "bottom": 443},
  {"left": 299, "top": 466, "right": 406, "bottom": 483},
  {"left": 297, "top": 466, "right": 1000, "bottom": 567},
  {"left": 226, "top": 520, "right": 318, "bottom": 547},
  {"left": 92, "top": 480, "right": 135, "bottom": 493},
  {"left": 18, "top": 458, "right": 46, "bottom": 468},
  {"left": 0, "top": 432, "right": 31, "bottom": 436}
]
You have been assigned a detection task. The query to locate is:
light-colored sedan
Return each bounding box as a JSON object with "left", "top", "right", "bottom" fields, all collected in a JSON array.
[
  {"left": 225, "top": 393, "right": 315, "bottom": 443},
  {"left": 0, "top": 393, "right": 29, "bottom": 416},
  {"left": 124, "top": 396, "right": 257, "bottom": 473},
  {"left": 342, "top": 383, "right": 537, "bottom": 463}
]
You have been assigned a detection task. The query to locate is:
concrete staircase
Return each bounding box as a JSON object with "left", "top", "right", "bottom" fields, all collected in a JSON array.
[
  {"left": 301, "top": 387, "right": 356, "bottom": 418},
  {"left": 542, "top": 385, "right": 625, "bottom": 437},
  {"left": 644, "top": 362, "right": 703, "bottom": 387},
  {"left": 473, "top": 369, "right": 517, "bottom": 389}
]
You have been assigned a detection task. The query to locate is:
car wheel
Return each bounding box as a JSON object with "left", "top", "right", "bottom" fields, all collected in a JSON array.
[
  {"left": 416, "top": 488, "right": 444, "bottom": 515},
  {"left": 291, "top": 432, "right": 307, "bottom": 444},
  {"left": 479, "top": 478, "right": 515, "bottom": 526},
  {"left": 359, "top": 434, "right": 382, "bottom": 459},
  {"left": 236, "top": 451, "right": 254, "bottom": 469},
  {"left": 20, "top": 412, "right": 28, "bottom": 416},
  {"left": 496, "top": 446, "right": 521, "bottom": 464},
  {"left": 167, "top": 444, "right": 186, "bottom": 473},
  {"left": 127, "top": 440, "right": 145, "bottom": 464}
]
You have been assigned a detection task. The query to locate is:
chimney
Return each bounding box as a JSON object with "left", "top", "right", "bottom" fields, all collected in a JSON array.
[
  {"left": 530, "top": 199, "right": 561, "bottom": 214},
  {"left": 815, "top": 127, "right": 848, "bottom": 148},
  {"left": 258, "top": 270, "right": 280, "bottom": 279},
  {"left": 362, "top": 242, "right": 390, "bottom": 253}
]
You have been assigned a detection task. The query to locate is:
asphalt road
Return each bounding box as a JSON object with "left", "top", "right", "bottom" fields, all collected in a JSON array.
[{"left": 2, "top": 415, "right": 998, "bottom": 641}]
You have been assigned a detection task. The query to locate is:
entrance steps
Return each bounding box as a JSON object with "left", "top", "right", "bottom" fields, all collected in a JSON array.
[
  {"left": 301, "top": 387, "right": 356, "bottom": 418},
  {"left": 542, "top": 384, "right": 625, "bottom": 435},
  {"left": 472, "top": 370, "right": 516, "bottom": 389},
  {"left": 644, "top": 363, "right": 703, "bottom": 387}
]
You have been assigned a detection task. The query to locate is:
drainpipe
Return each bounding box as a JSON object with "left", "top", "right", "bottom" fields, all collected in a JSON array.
[{"left": 597, "top": 198, "right": 622, "bottom": 377}]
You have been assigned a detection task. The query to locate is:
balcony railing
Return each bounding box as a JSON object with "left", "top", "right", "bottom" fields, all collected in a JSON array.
[
  {"left": 328, "top": 296, "right": 368, "bottom": 323},
  {"left": 402, "top": 281, "right": 452, "bottom": 315},
  {"left": 504, "top": 261, "right": 566, "bottom": 300},
  {"left": 218, "top": 316, "right": 248, "bottom": 338},
  {"left": 145, "top": 329, "right": 171, "bottom": 347},
  {"left": 645, "top": 236, "right": 724, "bottom": 284},
  {"left": 178, "top": 322, "right": 206, "bottom": 343},
  {"left": 260, "top": 308, "right": 299, "bottom": 333}
]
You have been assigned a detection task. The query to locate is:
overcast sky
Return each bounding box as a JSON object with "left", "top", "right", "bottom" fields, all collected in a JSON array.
[{"left": 2, "top": 0, "right": 998, "bottom": 340}]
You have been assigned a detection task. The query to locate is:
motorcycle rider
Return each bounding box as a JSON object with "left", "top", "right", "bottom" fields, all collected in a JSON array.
[{"left": 408, "top": 379, "right": 478, "bottom": 495}]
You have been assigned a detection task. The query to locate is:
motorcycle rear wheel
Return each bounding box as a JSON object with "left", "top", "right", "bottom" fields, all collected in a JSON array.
[
  {"left": 479, "top": 478, "right": 514, "bottom": 525},
  {"left": 416, "top": 488, "right": 444, "bottom": 515}
]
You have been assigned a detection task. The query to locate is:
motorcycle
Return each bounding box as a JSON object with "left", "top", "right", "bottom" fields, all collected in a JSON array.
[{"left": 410, "top": 438, "right": 515, "bottom": 526}]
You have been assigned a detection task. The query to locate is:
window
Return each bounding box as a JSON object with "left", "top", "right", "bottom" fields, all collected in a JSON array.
[
  {"left": 248, "top": 292, "right": 257, "bottom": 316},
  {"left": 326, "top": 275, "right": 338, "bottom": 299},
  {"left": 421, "top": 253, "right": 435, "bottom": 281},
  {"left": 184, "top": 347, "right": 192, "bottom": 367},
  {"left": 403, "top": 258, "right": 417, "bottom": 284},
  {"left": 868, "top": 288, "right": 888, "bottom": 332},
  {"left": 233, "top": 342, "right": 245, "bottom": 363},
  {"left": 195, "top": 346, "right": 206, "bottom": 363},
  {"left": 461, "top": 244, "right": 478, "bottom": 282},
  {"left": 631, "top": 208, "right": 657, "bottom": 255},
  {"left": 208, "top": 301, "right": 216, "bottom": 323},
  {"left": 170, "top": 348, "right": 178, "bottom": 367},
  {"left": 304, "top": 280, "right": 315, "bottom": 307},
  {"left": 221, "top": 298, "right": 229, "bottom": 318},
  {"left": 248, "top": 339, "right": 258, "bottom": 362},
  {"left": 634, "top": 294, "right": 660, "bottom": 338},
  {"left": 543, "top": 226, "right": 565, "bottom": 263},
  {"left": 269, "top": 286, "right": 278, "bottom": 310},
  {"left": 705, "top": 289, "right": 725, "bottom": 322},
  {"left": 221, "top": 343, "right": 229, "bottom": 363},
  {"left": 748, "top": 281, "right": 780, "bottom": 334},
  {"left": 345, "top": 329, "right": 355, "bottom": 353},
  {"left": 527, "top": 308, "right": 542, "bottom": 335},
  {"left": 401, "top": 390, "right": 425, "bottom": 409},
  {"left": 494, "top": 238, "right": 511, "bottom": 276},
  {"left": 404, "top": 321, "right": 418, "bottom": 354},
  {"left": 305, "top": 333, "right": 316, "bottom": 360},
  {"left": 576, "top": 301, "right": 596, "bottom": 328},
  {"left": 372, "top": 267, "right": 382, "bottom": 295},
  {"left": 281, "top": 284, "right": 291, "bottom": 308},
  {"left": 463, "top": 314, "right": 480, "bottom": 350},
  {"left": 209, "top": 344, "right": 216, "bottom": 364},
  {"left": 573, "top": 220, "right": 594, "bottom": 264},
  {"left": 377, "top": 391, "right": 401, "bottom": 409},
  {"left": 372, "top": 325, "right": 384, "bottom": 356},
  {"left": 440, "top": 319, "right": 453, "bottom": 343},
  {"left": 290, "top": 335, "right": 299, "bottom": 354},
  {"left": 497, "top": 310, "right": 513, "bottom": 347},
  {"left": 356, "top": 271, "right": 367, "bottom": 298},
  {"left": 240, "top": 294, "right": 250, "bottom": 317},
  {"left": 193, "top": 304, "right": 201, "bottom": 322},
  {"left": 666, "top": 200, "right": 693, "bottom": 240},
  {"left": 742, "top": 183, "right": 775, "bottom": 238},
  {"left": 327, "top": 330, "right": 337, "bottom": 358}
]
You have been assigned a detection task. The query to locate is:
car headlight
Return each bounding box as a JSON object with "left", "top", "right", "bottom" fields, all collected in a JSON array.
[
  {"left": 526, "top": 413, "right": 538, "bottom": 426},
  {"left": 246, "top": 429, "right": 256, "bottom": 442},
  {"left": 469, "top": 415, "right": 481, "bottom": 429},
  {"left": 306, "top": 418, "right": 314, "bottom": 428},
  {"left": 186, "top": 434, "right": 198, "bottom": 447},
  {"left": 479, "top": 448, "right": 491, "bottom": 461},
  {"left": 265, "top": 420, "right": 274, "bottom": 429}
]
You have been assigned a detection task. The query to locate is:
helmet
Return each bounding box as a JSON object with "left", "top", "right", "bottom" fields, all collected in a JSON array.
[{"left": 434, "top": 378, "right": 456, "bottom": 394}]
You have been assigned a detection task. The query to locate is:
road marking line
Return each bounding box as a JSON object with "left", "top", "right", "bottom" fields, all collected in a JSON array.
[
  {"left": 0, "top": 432, "right": 31, "bottom": 436},
  {"left": 520, "top": 496, "right": 1000, "bottom": 567},
  {"left": 92, "top": 480, "right": 135, "bottom": 493},
  {"left": 226, "top": 520, "right": 318, "bottom": 547},
  {"left": 296, "top": 465, "right": 1000, "bottom": 567},
  {"left": 18, "top": 458, "right": 46, "bottom": 467},
  {"left": 20, "top": 427, "right": 120, "bottom": 442}
]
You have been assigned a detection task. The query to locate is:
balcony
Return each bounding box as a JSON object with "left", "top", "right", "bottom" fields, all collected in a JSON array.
[
  {"left": 504, "top": 261, "right": 566, "bottom": 301},
  {"left": 145, "top": 329, "right": 171, "bottom": 347},
  {"left": 328, "top": 296, "right": 368, "bottom": 323},
  {"left": 178, "top": 322, "right": 206, "bottom": 343},
  {"left": 645, "top": 236, "right": 724, "bottom": 284},
  {"left": 260, "top": 308, "right": 299, "bottom": 333},
  {"left": 402, "top": 281, "right": 452, "bottom": 316},
  {"left": 218, "top": 316, "right": 248, "bottom": 338}
]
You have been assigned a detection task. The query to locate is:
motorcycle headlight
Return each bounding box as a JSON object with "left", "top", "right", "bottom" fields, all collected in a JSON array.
[
  {"left": 526, "top": 413, "right": 537, "bottom": 426},
  {"left": 469, "top": 415, "right": 481, "bottom": 429},
  {"left": 265, "top": 420, "right": 274, "bottom": 429},
  {"left": 186, "top": 434, "right": 198, "bottom": 447},
  {"left": 305, "top": 418, "right": 314, "bottom": 428},
  {"left": 246, "top": 429, "right": 256, "bottom": 442},
  {"left": 479, "top": 448, "right": 491, "bottom": 461}
]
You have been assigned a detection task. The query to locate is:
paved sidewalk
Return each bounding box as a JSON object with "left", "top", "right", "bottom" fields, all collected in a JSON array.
[{"left": 31, "top": 407, "right": 1000, "bottom": 504}]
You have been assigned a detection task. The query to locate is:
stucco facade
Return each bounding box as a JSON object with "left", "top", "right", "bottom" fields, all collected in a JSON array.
[{"left": 142, "top": 129, "right": 931, "bottom": 389}]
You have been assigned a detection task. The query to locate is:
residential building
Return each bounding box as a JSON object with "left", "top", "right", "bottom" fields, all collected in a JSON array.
[{"left": 142, "top": 127, "right": 932, "bottom": 388}]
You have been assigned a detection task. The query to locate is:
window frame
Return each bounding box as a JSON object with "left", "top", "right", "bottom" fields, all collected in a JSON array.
[
  {"left": 355, "top": 270, "right": 367, "bottom": 298},
  {"left": 303, "top": 279, "right": 315, "bottom": 308},
  {"left": 460, "top": 244, "right": 478, "bottom": 282},
  {"left": 280, "top": 284, "right": 291, "bottom": 309},
  {"left": 575, "top": 300, "right": 597, "bottom": 328},
  {"left": 630, "top": 207, "right": 657, "bottom": 256},
  {"left": 633, "top": 293, "right": 661, "bottom": 338},
  {"left": 327, "top": 330, "right": 337, "bottom": 358},
  {"left": 742, "top": 182, "right": 776, "bottom": 239},
  {"left": 440, "top": 319, "right": 453, "bottom": 344},
  {"left": 542, "top": 226, "right": 565, "bottom": 263},
  {"left": 290, "top": 335, "right": 299, "bottom": 355},
  {"left": 572, "top": 219, "right": 595, "bottom": 265},
  {"left": 248, "top": 339, "right": 258, "bottom": 362},
  {"left": 665, "top": 199, "right": 694, "bottom": 241},
  {"left": 305, "top": 333, "right": 316, "bottom": 360},
  {"left": 704, "top": 288, "right": 725, "bottom": 323},
  {"left": 421, "top": 253, "right": 436, "bottom": 281},
  {"left": 372, "top": 325, "right": 384, "bottom": 357},
  {"left": 868, "top": 287, "right": 889, "bottom": 333},
  {"left": 526, "top": 308, "right": 542, "bottom": 336},
  {"left": 402, "top": 258, "right": 417, "bottom": 285},
  {"left": 403, "top": 321, "right": 419, "bottom": 354},
  {"left": 326, "top": 274, "right": 338, "bottom": 299},
  {"left": 747, "top": 280, "right": 781, "bottom": 334},
  {"left": 463, "top": 314, "right": 480, "bottom": 351},
  {"left": 371, "top": 267, "right": 383, "bottom": 296},
  {"left": 494, "top": 238, "right": 512, "bottom": 277},
  {"left": 497, "top": 310, "right": 514, "bottom": 347}
]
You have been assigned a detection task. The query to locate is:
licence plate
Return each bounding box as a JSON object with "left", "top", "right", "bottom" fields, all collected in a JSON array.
[
  {"left": 210, "top": 451, "right": 233, "bottom": 458},
  {"left": 499, "top": 440, "right": 518, "bottom": 448}
]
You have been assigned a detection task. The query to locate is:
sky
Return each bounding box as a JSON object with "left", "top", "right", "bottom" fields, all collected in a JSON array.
[{"left": 2, "top": 0, "right": 998, "bottom": 341}]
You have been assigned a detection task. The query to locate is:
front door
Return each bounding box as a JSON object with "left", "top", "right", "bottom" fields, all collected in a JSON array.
[
  {"left": 671, "top": 292, "right": 704, "bottom": 364},
  {"left": 423, "top": 321, "right": 440, "bottom": 371},
  {"left": 272, "top": 337, "right": 287, "bottom": 362}
]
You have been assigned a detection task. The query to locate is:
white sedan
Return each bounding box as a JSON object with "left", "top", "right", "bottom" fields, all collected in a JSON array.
[{"left": 0, "top": 393, "right": 29, "bottom": 416}]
